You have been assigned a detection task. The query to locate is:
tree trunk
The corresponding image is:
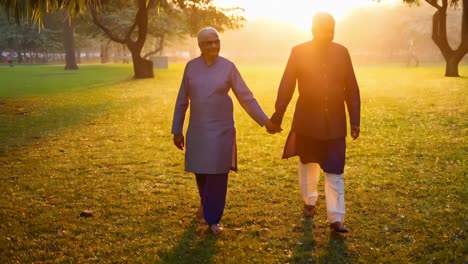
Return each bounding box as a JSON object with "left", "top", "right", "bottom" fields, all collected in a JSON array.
[
  {"left": 130, "top": 52, "right": 154, "bottom": 78},
  {"left": 446, "top": 57, "right": 459, "bottom": 76},
  {"left": 76, "top": 48, "right": 81, "bottom": 64},
  {"left": 89, "top": 0, "right": 153, "bottom": 78},
  {"left": 63, "top": 17, "right": 78, "bottom": 70},
  {"left": 430, "top": 0, "right": 467, "bottom": 77},
  {"left": 17, "top": 51, "right": 24, "bottom": 63},
  {"left": 445, "top": 62, "right": 458, "bottom": 76},
  {"left": 129, "top": 0, "right": 153, "bottom": 79},
  {"left": 121, "top": 45, "right": 129, "bottom": 64},
  {"left": 100, "top": 42, "right": 109, "bottom": 63}
]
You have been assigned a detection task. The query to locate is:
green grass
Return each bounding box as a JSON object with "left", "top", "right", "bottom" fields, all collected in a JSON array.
[
  {"left": 0, "top": 64, "right": 133, "bottom": 98},
  {"left": 0, "top": 63, "right": 466, "bottom": 263}
]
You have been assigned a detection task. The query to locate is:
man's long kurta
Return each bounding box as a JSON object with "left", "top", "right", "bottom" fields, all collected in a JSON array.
[
  {"left": 271, "top": 40, "right": 361, "bottom": 159},
  {"left": 172, "top": 56, "right": 268, "bottom": 174}
]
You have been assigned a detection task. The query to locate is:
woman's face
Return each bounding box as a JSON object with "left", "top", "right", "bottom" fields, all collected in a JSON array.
[{"left": 198, "top": 32, "right": 221, "bottom": 57}]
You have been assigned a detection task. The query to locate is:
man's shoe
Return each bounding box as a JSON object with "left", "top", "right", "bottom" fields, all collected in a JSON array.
[
  {"left": 303, "top": 204, "right": 316, "bottom": 217},
  {"left": 329, "top": 221, "right": 349, "bottom": 233}
]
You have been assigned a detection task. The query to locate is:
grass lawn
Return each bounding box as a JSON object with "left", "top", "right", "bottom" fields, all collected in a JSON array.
[
  {"left": 0, "top": 63, "right": 466, "bottom": 263},
  {"left": 0, "top": 64, "right": 133, "bottom": 98}
]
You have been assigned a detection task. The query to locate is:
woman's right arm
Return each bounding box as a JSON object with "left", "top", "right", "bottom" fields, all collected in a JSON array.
[{"left": 171, "top": 65, "right": 190, "bottom": 149}]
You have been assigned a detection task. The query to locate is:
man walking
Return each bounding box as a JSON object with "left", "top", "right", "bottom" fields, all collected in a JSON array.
[{"left": 270, "top": 12, "right": 361, "bottom": 233}]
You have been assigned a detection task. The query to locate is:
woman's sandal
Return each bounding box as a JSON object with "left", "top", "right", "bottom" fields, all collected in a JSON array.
[{"left": 210, "top": 224, "right": 223, "bottom": 235}]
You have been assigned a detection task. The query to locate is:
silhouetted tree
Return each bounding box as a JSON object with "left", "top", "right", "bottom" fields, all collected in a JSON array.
[
  {"left": 404, "top": 0, "right": 467, "bottom": 76},
  {"left": 89, "top": 0, "right": 243, "bottom": 78},
  {"left": 62, "top": 13, "right": 78, "bottom": 70}
]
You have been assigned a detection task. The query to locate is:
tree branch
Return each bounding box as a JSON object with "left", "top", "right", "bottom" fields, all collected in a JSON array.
[
  {"left": 143, "top": 35, "right": 165, "bottom": 58},
  {"left": 134, "top": 0, "right": 149, "bottom": 50},
  {"left": 425, "top": 0, "right": 442, "bottom": 9},
  {"left": 432, "top": 10, "right": 441, "bottom": 45},
  {"left": 461, "top": 0, "right": 468, "bottom": 44},
  {"left": 431, "top": 5, "right": 453, "bottom": 60},
  {"left": 455, "top": 33, "right": 468, "bottom": 59},
  {"left": 441, "top": 0, "right": 448, "bottom": 9},
  {"left": 125, "top": 14, "right": 138, "bottom": 42},
  {"left": 143, "top": 47, "right": 163, "bottom": 59},
  {"left": 89, "top": 6, "right": 125, "bottom": 44}
]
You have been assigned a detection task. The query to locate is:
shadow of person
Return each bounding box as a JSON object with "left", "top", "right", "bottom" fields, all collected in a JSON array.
[
  {"left": 157, "top": 219, "right": 217, "bottom": 264},
  {"left": 319, "top": 231, "right": 352, "bottom": 263},
  {"left": 290, "top": 218, "right": 317, "bottom": 263}
]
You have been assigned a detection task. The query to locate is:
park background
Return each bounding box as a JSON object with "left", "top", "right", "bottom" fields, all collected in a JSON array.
[{"left": 0, "top": 0, "right": 467, "bottom": 263}]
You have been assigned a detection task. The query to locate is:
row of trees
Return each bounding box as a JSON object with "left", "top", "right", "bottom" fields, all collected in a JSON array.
[
  {"left": 0, "top": 14, "right": 63, "bottom": 63},
  {"left": 0, "top": 0, "right": 244, "bottom": 78},
  {"left": 0, "top": 0, "right": 466, "bottom": 77}
]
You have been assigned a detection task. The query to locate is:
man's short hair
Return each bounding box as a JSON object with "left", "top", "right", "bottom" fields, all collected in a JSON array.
[
  {"left": 312, "top": 12, "right": 335, "bottom": 31},
  {"left": 197, "top": 27, "right": 220, "bottom": 43}
]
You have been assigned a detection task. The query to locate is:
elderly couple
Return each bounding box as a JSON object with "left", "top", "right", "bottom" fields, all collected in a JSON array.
[{"left": 171, "top": 13, "right": 361, "bottom": 235}]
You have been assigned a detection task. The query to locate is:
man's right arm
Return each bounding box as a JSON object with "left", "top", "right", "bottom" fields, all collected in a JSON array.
[{"left": 271, "top": 48, "right": 297, "bottom": 126}]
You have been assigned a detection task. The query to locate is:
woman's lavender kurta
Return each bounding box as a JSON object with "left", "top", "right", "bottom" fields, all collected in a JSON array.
[{"left": 171, "top": 56, "right": 268, "bottom": 174}]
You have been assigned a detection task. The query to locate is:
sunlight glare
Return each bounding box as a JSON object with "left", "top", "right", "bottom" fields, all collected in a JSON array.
[{"left": 214, "top": 0, "right": 397, "bottom": 30}]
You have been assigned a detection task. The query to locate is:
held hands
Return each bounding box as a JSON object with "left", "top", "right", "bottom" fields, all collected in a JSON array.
[
  {"left": 264, "top": 119, "right": 282, "bottom": 134},
  {"left": 174, "top": 120, "right": 282, "bottom": 149},
  {"left": 173, "top": 134, "right": 185, "bottom": 150},
  {"left": 351, "top": 126, "right": 360, "bottom": 140}
]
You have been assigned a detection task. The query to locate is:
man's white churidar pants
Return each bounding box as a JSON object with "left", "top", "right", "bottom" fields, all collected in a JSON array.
[{"left": 298, "top": 161, "right": 346, "bottom": 223}]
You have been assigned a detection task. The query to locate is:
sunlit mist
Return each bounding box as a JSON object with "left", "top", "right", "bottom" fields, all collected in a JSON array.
[
  {"left": 200, "top": 0, "right": 465, "bottom": 65},
  {"left": 214, "top": 0, "right": 398, "bottom": 30}
]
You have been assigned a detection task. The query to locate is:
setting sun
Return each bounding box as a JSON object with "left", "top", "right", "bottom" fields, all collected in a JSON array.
[{"left": 215, "top": 0, "right": 397, "bottom": 30}]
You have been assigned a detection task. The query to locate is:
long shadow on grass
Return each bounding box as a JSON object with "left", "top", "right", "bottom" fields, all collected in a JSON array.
[
  {"left": 291, "top": 218, "right": 317, "bottom": 263},
  {"left": 291, "top": 219, "right": 353, "bottom": 263},
  {"left": 318, "top": 232, "right": 352, "bottom": 263},
  {"left": 157, "top": 219, "right": 216, "bottom": 263},
  {"left": 0, "top": 103, "right": 110, "bottom": 155},
  {"left": 0, "top": 99, "right": 140, "bottom": 155}
]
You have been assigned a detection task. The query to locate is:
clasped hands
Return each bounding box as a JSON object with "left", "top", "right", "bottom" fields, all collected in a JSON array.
[
  {"left": 264, "top": 119, "right": 282, "bottom": 134},
  {"left": 173, "top": 120, "right": 282, "bottom": 150},
  {"left": 175, "top": 123, "right": 356, "bottom": 149}
]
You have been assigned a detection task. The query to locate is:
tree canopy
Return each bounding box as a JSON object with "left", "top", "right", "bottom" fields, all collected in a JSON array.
[
  {"left": 0, "top": 0, "right": 245, "bottom": 78},
  {"left": 0, "top": 0, "right": 93, "bottom": 25}
]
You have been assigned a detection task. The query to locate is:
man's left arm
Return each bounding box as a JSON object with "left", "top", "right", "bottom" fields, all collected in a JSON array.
[
  {"left": 270, "top": 48, "right": 297, "bottom": 127},
  {"left": 344, "top": 49, "right": 361, "bottom": 140}
]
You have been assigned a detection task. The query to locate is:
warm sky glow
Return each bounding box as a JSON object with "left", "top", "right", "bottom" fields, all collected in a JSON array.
[{"left": 215, "top": 0, "right": 398, "bottom": 30}]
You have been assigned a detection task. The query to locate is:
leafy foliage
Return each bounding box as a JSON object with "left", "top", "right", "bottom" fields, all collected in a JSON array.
[
  {"left": 0, "top": 0, "right": 245, "bottom": 77},
  {"left": 0, "top": 0, "right": 97, "bottom": 26},
  {"left": 402, "top": 0, "right": 461, "bottom": 7},
  {"left": 0, "top": 0, "right": 245, "bottom": 35},
  {"left": 87, "top": 0, "right": 244, "bottom": 53},
  {"left": 0, "top": 14, "right": 63, "bottom": 58}
]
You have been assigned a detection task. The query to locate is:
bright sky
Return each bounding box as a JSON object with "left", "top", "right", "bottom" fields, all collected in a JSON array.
[{"left": 214, "top": 0, "right": 398, "bottom": 30}]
